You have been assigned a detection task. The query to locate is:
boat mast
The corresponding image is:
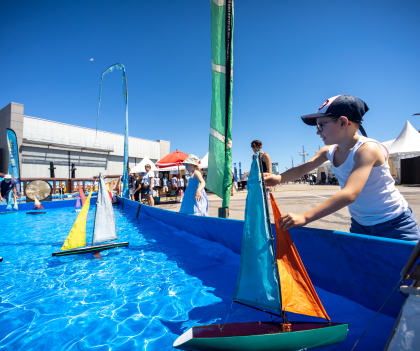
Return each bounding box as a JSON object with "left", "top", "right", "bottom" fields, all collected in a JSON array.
[{"left": 257, "top": 151, "right": 286, "bottom": 324}]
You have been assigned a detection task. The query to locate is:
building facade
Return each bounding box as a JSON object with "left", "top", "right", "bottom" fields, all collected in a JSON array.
[{"left": 0, "top": 103, "right": 170, "bottom": 178}]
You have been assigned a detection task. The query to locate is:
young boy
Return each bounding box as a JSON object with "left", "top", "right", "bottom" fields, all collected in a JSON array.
[{"left": 264, "top": 95, "right": 419, "bottom": 241}]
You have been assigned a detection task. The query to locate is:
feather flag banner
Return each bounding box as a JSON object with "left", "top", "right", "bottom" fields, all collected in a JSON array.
[
  {"left": 96, "top": 63, "right": 130, "bottom": 199},
  {"left": 206, "top": 0, "right": 234, "bottom": 208}
]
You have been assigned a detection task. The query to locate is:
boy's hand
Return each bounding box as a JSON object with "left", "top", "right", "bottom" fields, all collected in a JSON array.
[
  {"left": 279, "top": 213, "right": 307, "bottom": 231},
  {"left": 264, "top": 173, "right": 281, "bottom": 186}
]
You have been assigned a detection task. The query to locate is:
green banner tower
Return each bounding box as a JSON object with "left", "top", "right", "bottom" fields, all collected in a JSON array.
[{"left": 206, "top": 0, "right": 234, "bottom": 217}]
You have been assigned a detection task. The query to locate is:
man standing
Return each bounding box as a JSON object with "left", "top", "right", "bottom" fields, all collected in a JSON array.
[
  {"left": 0, "top": 175, "right": 17, "bottom": 204},
  {"left": 162, "top": 176, "right": 169, "bottom": 193},
  {"left": 128, "top": 168, "right": 135, "bottom": 200},
  {"left": 142, "top": 164, "right": 154, "bottom": 206}
]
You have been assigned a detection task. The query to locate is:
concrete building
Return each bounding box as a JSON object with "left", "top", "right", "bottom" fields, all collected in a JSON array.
[{"left": 0, "top": 103, "right": 170, "bottom": 178}]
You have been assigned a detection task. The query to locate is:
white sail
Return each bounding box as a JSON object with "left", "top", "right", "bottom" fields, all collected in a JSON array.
[{"left": 92, "top": 174, "right": 118, "bottom": 244}]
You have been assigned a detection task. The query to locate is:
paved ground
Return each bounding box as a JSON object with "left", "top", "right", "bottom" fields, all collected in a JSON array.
[{"left": 156, "top": 184, "right": 420, "bottom": 232}]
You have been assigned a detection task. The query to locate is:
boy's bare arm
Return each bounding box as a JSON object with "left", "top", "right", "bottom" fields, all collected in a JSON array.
[
  {"left": 264, "top": 146, "right": 329, "bottom": 185},
  {"left": 279, "top": 142, "right": 380, "bottom": 231}
]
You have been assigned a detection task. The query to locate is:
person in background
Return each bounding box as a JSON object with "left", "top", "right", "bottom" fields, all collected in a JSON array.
[
  {"left": 179, "top": 155, "right": 209, "bottom": 216},
  {"left": 171, "top": 175, "right": 178, "bottom": 191},
  {"left": 178, "top": 175, "right": 184, "bottom": 191},
  {"left": 94, "top": 178, "right": 99, "bottom": 191},
  {"left": 142, "top": 164, "right": 154, "bottom": 206},
  {"left": 252, "top": 140, "right": 273, "bottom": 191},
  {"left": 231, "top": 169, "right": 235, "bottom": 196},
  {"left": 128, "top": 168, "right": 135, "bottom": 200},
  {"left": 251, "top": 140, "right": 272, "bottom": 174},
  {"left": 58, "top": 181, "right": 64, "bottom": 199},
  {"left": 134, "top": 174, "right": 142, "bottom": 202},
  {"left": 162, "top": 175, "right": 169, "bottom": 194},
  {"left": 0, "top": 174, "right": 17, "bottom": 204},
  {"left": 309, "top": 174, "right": 314, "bottom": 185}
]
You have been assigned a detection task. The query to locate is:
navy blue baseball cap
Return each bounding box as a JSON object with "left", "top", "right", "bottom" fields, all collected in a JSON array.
[{"left": 301, "top": 95, "right": 369, "bottom": 137}]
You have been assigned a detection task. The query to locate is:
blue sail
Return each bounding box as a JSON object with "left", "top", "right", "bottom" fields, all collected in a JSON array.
[{"left": 233, "top": 151, "right": 282, "bottom": 312}]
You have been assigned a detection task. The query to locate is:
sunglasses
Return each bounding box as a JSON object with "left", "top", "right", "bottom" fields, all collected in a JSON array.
[{"left": 317, "top": 118, "right": 338, "bottom": 133}]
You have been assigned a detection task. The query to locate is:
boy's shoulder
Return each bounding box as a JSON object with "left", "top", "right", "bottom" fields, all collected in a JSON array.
[{"left": 354, "top": 139, "right": 386, "bottom": 165}]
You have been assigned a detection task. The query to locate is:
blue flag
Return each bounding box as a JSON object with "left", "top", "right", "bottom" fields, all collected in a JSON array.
[
  {"left": 6, "top": 129, "right": 20, "bottom": 194},
  {"left": 96, "top": 63, "right": 129, "bottom": 199}
]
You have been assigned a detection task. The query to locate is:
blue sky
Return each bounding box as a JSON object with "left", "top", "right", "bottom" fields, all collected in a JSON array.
[{"left": 1, "top": 0, "right": 419, "bottom": 172}]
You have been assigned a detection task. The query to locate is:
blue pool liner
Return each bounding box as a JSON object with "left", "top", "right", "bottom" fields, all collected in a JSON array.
[{"left": 117, "top": 197, "right": 417, "bottom": 319}]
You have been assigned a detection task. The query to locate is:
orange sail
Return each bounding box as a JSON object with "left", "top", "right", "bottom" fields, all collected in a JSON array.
[
  {"left": 78, "top": 185, "right": 86, "bottom": 205},
  {"left": 269, "top": 193, "right": 330, "bottom": 321}
]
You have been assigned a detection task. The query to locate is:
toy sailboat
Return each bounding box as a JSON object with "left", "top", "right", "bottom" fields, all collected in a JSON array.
[
  {"left": 52, "top": 174, "right": 129, "bottom": 257},
  {"left": 74, "top": 193, "right": 82, "bottom": 212},
  {"left": 75, "top": 184, "right": 86, "bottom": 212},
  {"left": 27, "top": 198, "right": 46, "bottom": 215},
  {"left": 174, "top": 151, "right": 348, "bottom": 351}
]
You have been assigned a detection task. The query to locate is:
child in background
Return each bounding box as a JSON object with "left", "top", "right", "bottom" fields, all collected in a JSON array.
[
  {"left": 265, "top": 95, "right": 419, "bottom": 242},
  {"left": 171, "top": 176, "right": 178, "bottom": 191},
  {"left": 179, "top": 155, "right": 209, "bottom": 216}
]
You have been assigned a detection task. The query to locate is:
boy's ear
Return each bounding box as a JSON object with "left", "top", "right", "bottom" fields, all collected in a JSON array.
[{"left": 339, "top": 116, "right": 349, "bottom": 129}]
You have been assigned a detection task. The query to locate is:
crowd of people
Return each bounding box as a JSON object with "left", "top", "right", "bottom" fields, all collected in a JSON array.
[
  {"left": 2, "top": 94, "right": 418, "bottom": 242},
  {"left": 126, "top": 161, "right": 208, "bottom": 213}
]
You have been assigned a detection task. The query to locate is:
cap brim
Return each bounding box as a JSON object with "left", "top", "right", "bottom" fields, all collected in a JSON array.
[{"left": 301, "top": 112, "right": 333, "bottom": 126}]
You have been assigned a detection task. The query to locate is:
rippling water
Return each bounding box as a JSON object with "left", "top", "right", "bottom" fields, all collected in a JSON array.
[{"left": 0, "top": 207, "right": 395, "bottom": 350}]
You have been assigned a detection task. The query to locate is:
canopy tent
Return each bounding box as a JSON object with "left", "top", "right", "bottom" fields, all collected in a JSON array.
[
  {"left": 156, "top": 152, "right": 208, "bottom": 172},
  {"left": 387, "top": 121, "right": 420, "bottom": 183},
  {"left": 131, "top": 156, "right": 156, "bottom": 173},
  {"left": 156, "top": 150, "right": 189, "bottom": 183},
  {"left": 159, "top": 164, "right": 185, "bottom": 172},
  {"left": 382, "top": 139, "right": 396, "bottom": 149},
  {"left": 316, "top": 160, "right": 332, "bottom": 183},
  {"left": 156, "top": 150, "right": 189, "bottom": 169}
]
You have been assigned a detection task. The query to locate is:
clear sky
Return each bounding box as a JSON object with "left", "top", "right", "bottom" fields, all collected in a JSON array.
[{"left": 1, "top": 0, "right": 419, "bottom": 173}]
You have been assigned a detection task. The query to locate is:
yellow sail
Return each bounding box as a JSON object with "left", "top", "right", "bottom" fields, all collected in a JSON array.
[
  {"left": 61, "top": 191, "right": 93, "bottom": 251},
  {"left": 13, "top": 193, "right": 18, "bottom": 210}
]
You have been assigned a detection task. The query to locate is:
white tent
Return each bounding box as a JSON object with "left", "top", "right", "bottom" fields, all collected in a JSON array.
[
  {"left": 386, "top": 121, "right": 420, "bottom": 183},
  {"left": 157, "top": 164, "right": 185, "bottom": 172},
  {"left": 382, "top": 139, "right": 396, "bottom": 149},
  {"left": 200, "top": 152, "right": 208, "bottom": 170},
  {"left": 316, "top": 160, "right": 332, "bottom": 183},
  {"left": 131, "top": 156, "right": 156, "bottom": 173}
]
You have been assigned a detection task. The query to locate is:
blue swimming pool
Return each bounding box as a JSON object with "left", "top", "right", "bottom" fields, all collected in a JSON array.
[{"left": 0, "top": 206, "right": 397, "bottom": 350}]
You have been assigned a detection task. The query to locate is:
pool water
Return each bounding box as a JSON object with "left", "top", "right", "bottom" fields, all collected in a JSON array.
[{"left": 0, "top": 207, "right": 395, "bottom": 350}]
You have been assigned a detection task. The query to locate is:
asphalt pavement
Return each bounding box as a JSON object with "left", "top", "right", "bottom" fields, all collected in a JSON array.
[{"left": 155, "top": 183, "right": 420, "bottom": 232}]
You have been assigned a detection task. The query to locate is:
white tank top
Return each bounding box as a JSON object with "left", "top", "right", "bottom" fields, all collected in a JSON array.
[{"left": 327, "top": 136, "right": 407, "bottom": 226}]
